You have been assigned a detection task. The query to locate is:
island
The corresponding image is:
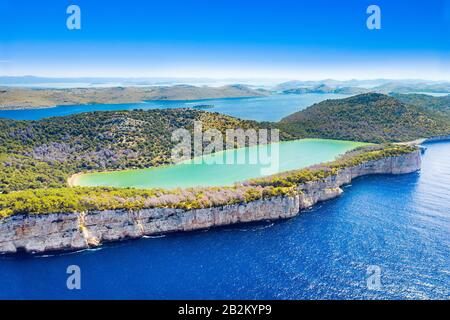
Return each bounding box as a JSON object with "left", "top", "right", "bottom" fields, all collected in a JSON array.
[
  {"left": 0, "top": 144, "right": 421, "bottom": 254},
  {"left": 0, "top": 84, "right": 267, "bottom": 110},
  {"left": 0, "top": 93, "right": 449, "bottom": 254}
]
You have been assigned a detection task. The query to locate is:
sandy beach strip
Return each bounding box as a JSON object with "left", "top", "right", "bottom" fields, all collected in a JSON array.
[{"left": 67, "top": 173, "right": 83, "bottom": 187}]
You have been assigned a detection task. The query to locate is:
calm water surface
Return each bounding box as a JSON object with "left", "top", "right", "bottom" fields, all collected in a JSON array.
[
  {"left": 1, "top": 141, "right": 449, "bottom": 299},
  {"left": 74, "top": 139, "right": 365, "bottom": 189},
  {"left": 0, "top": 93, "right": 349, "bottom": 122}
]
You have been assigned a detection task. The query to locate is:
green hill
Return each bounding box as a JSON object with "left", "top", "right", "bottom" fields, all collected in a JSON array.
[
  {"left": 390, "top": 93, "right": 450, "bottom": 117},
  {"left": 278, "top": 93, "right": 450, "bottom": 143},
  {"left": 0, "top": 109, "right": 281, "bottom": 192},
  {"left": 1, "top": 94, "right": 448, "bottom": 193}
]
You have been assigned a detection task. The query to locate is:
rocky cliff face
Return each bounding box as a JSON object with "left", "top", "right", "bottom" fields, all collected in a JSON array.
[
  {"left": 0, "top": 151, "right": 421, "bottom": 254},
  {"left": 297, "top": 150, "right": 421, "bottom": 209}
]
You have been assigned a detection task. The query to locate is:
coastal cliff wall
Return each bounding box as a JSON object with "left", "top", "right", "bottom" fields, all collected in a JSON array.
[{"left": 0, "top": 150, "right": 421, "bottom": 254}]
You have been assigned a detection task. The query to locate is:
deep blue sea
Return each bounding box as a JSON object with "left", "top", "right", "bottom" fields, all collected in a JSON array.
[
  {"left": 1, "top": 141, "right": 449, "bottom": 300},
  {"left": 0, "top": 93, "right": 348, "bottom": 122}
]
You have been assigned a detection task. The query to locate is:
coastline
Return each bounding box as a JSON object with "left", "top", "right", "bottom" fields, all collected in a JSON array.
[
  {"left": 397, "top": 134, "right": 450, "bottom": 146},
  {"left": 422, "top": 135, "right": 450, "bottom": 143},
  {"left": 65, "top": 135, "right": 449, "bottom": 189},
  {"left": 0, "top": 85, "right": 266, "bottom": 110},
  {"left": 67, "top": 173, "right": 82, "bottom": 187},
  {"left": 68, "top": 138, "right": 368, "bottom": 188},
  {"left": 0, "top": 149, "right": 421, "bottom": 255}
]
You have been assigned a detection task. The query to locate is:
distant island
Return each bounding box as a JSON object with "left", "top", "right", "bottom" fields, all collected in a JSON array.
[
  {"left": 281, "top": 84, "right": 369, "bottom": 95},
  {"left": 276, "top": 79, "right": 450, "bottom": 95},
  {"left": 0, "top": 84, "right": 267, "bottom": 110},
  {"left": 2, "top": 78, "right": 450, "bottom": 111}
]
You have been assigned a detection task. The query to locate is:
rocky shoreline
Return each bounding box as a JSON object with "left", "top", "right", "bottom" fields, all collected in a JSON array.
[
  {"left": 398, "top": 135, "right": 450, "bottom": 146},
  {"left": 0, "top": 150, "right": 421, "bottom": 255}
]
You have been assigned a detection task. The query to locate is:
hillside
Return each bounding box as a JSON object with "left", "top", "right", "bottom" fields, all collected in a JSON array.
[
  {"left": 275, "top": 79, "right": 450, "bottom": 95},
  {"left": 278, "top": 93, "right": 450, "bottom": 143},
  {"left": 282, "top": 84, "right": 369, "bottom": 95},
  {"left": 374, "top": 82, "right": 450, "bottom": 94},
  {"left": 1, "top": 93, "right": 448, "bottom": 193},
  {"left": 0, "top": 109, "right": 283, "bottom": 192},
  {"left": 390, "top": 93, "right": 450, "bottom": 117},
  {"left": 0, "top": 84, "right": 267, "bottom": 110}
]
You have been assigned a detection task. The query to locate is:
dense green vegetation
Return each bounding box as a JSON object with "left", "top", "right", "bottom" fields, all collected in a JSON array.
[
  {"left": 0, "top": 93, "right": 437, "bottom": 217},
  {"left": 1, "top": 94, "right": 441, "bottom": 193},
  {"left": 0, "top": 153, "right": 70, "bottom": 192},
  {"left": 0, "top": 109, "right": 286, "bottom": 193},
  {"left": 0, "top": 186, "right": 295, "bottom": 217},
  {"left": 390, "top": 93, "right": 450, "bottom": 118},
  {"left": 278, "top": 93, "right": 450, "bottom": 143},
  {"left": 0, "top": 144, "right": 416, "bottom": 218}
]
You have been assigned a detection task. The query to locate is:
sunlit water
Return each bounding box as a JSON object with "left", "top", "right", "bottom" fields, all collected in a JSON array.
[
  {"left": 0, "top": 141, "right": 449, "bottom": 299},
  {"left": 74, "top": 139, "right": 366, "bottom": 189},
  {"left": 0, "top": 93, "right": 349, "bottom": 122}
]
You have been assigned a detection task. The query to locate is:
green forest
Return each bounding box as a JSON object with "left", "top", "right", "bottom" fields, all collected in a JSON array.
[
  {"left": 0, "top": 93, "right": 448, "bottom": 217},
  {"left": 278, "top": 93, "right": 450, "bottom": 143},
  {"left": 0, "top": 144, "right": 416, "bottom": 218},
  {"left": 0, "top": 109, "right": 277, "bottom": 193}
]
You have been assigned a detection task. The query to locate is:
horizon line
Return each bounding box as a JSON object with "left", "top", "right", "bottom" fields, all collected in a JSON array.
[{"left": 1, "top": 75, "right": 450, "bottom": 83}]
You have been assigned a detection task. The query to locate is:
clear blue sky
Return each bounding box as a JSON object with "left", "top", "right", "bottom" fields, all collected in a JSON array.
[{"left": 0, "top": 0, "right": 449, "bottom": 80}]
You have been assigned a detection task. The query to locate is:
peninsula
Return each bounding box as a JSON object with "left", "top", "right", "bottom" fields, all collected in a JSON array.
[
  {"left": 0, "top": 144, "right": 420, "bottom": 254},
  {"left": 1, "top": 93, "right": 449, "bottom": 254}
]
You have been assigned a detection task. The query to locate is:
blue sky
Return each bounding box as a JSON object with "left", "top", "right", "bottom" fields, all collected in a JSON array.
[{"left": 0, "top": 0, "right": 449, "bottom": 80}]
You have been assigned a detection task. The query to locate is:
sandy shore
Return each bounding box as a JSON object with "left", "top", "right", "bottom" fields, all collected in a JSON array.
[{"left": 67, "top": 173, "right": 83, "bottom": 187}]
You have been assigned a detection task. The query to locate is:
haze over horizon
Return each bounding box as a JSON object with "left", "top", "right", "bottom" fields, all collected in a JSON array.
[{"left": 1, "top": 0, "right": 449, "bottom": 80}]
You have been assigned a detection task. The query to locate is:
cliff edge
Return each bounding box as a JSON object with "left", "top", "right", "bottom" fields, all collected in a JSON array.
[{"left": 0, "top": 150, "right": 421, "bottom": 254}]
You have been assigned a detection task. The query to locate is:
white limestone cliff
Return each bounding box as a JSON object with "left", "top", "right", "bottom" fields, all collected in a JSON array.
[{"left": 0, "top": 150, "right": 421, "bottom": 254}]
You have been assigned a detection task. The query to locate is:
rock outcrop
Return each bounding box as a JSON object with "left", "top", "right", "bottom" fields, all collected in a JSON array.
[{"left": 0, "top": 150, "right": 421, "bottom": 254}]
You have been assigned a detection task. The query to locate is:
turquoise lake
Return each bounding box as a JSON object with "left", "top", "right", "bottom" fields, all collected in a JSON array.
[
  {"left": 2, "top": 140, "right": 449, "bottom": 299},
  {"left": 74, "top": 139, "right": 366, "bottom": 189},
  {"left": 1, "top": 92, "right": 449, "bottom": 299}
]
